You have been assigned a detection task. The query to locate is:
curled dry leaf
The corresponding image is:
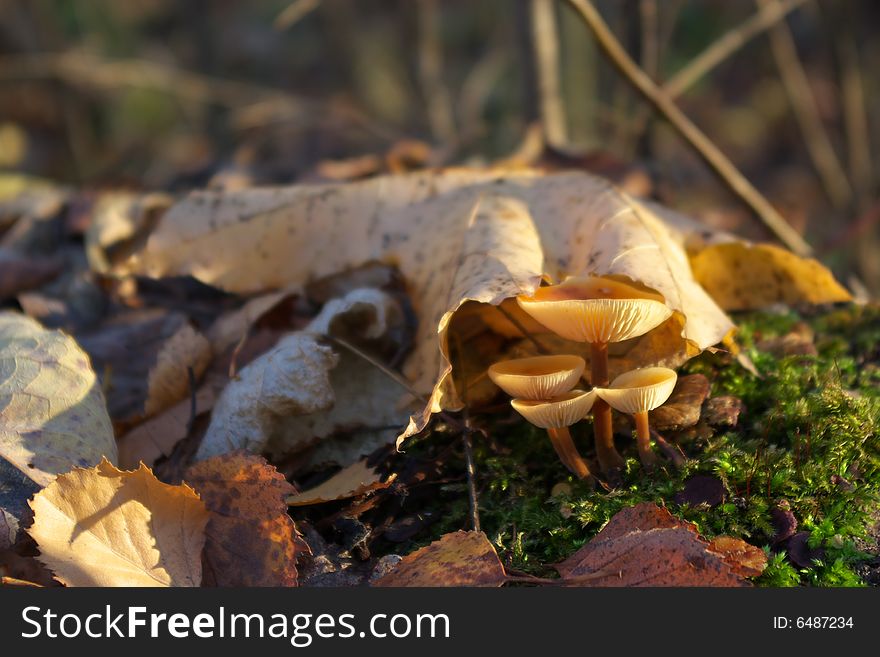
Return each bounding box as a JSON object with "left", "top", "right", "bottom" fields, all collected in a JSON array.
[
  {"left": 287, "top": 459, "right": 393, "bottom": 506},
  {"left": 185, "top": 453, "right": 302, "bottom": 587},
  {"left": 112, "top": 170, "right": 849, "bottom": 446},
  {"left": 195, "top": 333, "right": 338, "bottom": 460},
  {"left": 27, "top": 459, "right": 207, "bottom": 587},
  {"left": 372, "top": 530, "right": 507, "bottom": 587},
  {"left": 198, "top": 288, "right": 416, "bottom": 462},
  {"left": 556, "top": 503, "right": 764, "bottom": 586},
  {"left": 0, "top": 312, "right": 116, "bottom": 533}
]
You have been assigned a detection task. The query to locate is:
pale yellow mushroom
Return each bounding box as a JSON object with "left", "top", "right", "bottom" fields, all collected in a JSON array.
[
  {"left": 595, "top": 367, "right": 677, "bottom": 470},
  {"left": 517, "top": 275, "right": 672, "bottom": 475},
  {"left": 488, "top": 355, "right": 585, "bottom": 401},
  {"left": 511, "top": 389, "right": 597, "bottom": 479}
]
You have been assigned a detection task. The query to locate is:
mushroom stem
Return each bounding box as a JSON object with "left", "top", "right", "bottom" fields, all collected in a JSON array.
[
  {"left": 633, "top": 411, "right": 657, "bottom": 470},
  {"left": 590, "top": 342, "right": 625, "bottom": 473},
  {"left": 547, "top": 427, "right": 592, "bottom": 480}
]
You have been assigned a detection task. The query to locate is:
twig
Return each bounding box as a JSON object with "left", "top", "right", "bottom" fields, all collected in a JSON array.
[
  {"left": 417, "top": 0, "right": 457, "bottom": 148},
  {"left": 565, "top": 0, "right": 814, "bottom": 256},
  {"left": 274, "top": 0, "right": 322, "bottom": 31},
  {"left": 530, "top": 0, "right": 568, "bottom": 147},
  {"left": 186, "top": 366, "right": 197, "bottom": 435},
  {"left": 663, "top": 0, "right": 808, "bottom": 98},
  {"left": 452, "top": 331, "right": 481, "bottom": 532},
  {"left": 757, "top": 0, "right": 852, "bottom": 209},
  {"left": 650, "top": 427, "right": 686, "bottom": 468}
]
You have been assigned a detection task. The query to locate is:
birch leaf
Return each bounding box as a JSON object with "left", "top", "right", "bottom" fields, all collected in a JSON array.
[
  {"left": 114, "top": 170, "right": 849, "bottom": 446},
  {"left": 0, "top": 312, "right": 116, "bottom": 531},
  {"left": 27, "top": 459, "right": 207, "bottom": 587}
]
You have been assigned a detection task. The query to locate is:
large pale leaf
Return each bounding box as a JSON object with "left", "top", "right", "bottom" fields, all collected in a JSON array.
[
  {"left": 115, "top": 170, "right": 849, "bottom": 445},
  {"left": 0, "top": 312, "right": 116, "bottom": 528},
  {"left": 27, "top": 459, "right": 208, "bottom": 587}
]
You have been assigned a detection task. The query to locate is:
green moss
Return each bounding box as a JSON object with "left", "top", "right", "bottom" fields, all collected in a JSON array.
[{"left": 406, "top": 304, "right": 880, "bottom": 586}]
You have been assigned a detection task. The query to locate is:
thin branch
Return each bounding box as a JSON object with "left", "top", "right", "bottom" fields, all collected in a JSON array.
[
  {"left": 417, "top": 0, "right": 457, "bottom": 147},
  {"left": 565, "top": 0, "right": 814, "bottom": 256},
  {"left": 452, "top": 330, "right": 481, "bottom": 533},
  {"left": 494, "top": 304, "right": 551, "bottom": 354},
  {"left": 530, "top": 0, "right": 568, "bottom": 147},
  {"left": 663, "top": 0, "right": 808, "bottom": 98},
  {"left": 757, "top": 0, "right": 853, "bottom": 209}
]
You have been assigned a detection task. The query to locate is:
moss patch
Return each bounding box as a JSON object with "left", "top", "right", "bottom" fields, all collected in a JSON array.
[{"left": 404, "top": 304, "right": 880, "bottom": 587}]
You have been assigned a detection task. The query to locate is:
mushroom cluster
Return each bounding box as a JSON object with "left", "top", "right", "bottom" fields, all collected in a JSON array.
[
  {"left": 490, "top": 275, "right": 679, "bottom": 477},
  {"left": 488, "top": 355, "right": 596, "bottom": 480}
]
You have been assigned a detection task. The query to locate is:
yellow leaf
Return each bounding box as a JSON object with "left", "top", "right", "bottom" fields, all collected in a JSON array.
[{"left": 28, "top": 459, "right": 208, "bottom": 587}]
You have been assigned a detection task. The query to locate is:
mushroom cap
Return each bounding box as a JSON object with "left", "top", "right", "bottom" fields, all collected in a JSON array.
[
  {"left": 594, "top": 367, "right": 677, "bottom": 414},
  {"left": 516, "top": 275, "right": 672, "bottom": 344},
  {"left": 488, "top": 354, "right": 585, "bottom": 400},
  {"left": 511, "top": 389, "right": 597, "bottom": 429}
]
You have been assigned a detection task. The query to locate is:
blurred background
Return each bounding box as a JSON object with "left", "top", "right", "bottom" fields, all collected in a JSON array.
[{"left": 0, "top": 0, "right": 878, "bottom": 293}]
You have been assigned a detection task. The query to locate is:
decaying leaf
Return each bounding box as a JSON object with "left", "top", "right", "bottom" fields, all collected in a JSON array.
[
  {"left": 372, "top": 530, "right": 506, "bottom": 587},
  {"left": 0, "top": 248, "right": 62, "bottom": 299},
  {"left": 144, "top": 323, "right": 212, "bottom": 417},
  {"left": 185, "top": 452, "right": 301, "bottom": 587},
  {"left": 708, "top": 536, "right": 768, "bottom": 578},
  {"left": 112, "top": 170, "right": 848, "bottom": 447},
  {"left": 556, "top": 503, "right": 764, "bottom": 586},
  {"left": 0, "top": 312, "right": 116, "bottom": 533},
  {"left": 287, "top": 459, "right": 393, "bottom": 506},
  {"left": 673, "top": 475, "right": 725, "bottom": 507},
  {"left": 198, "top": 287, "right": 416, "bottom": 462},
  {"left": 195, "top": 333, "right": 338, "bottom": 460},
  {"left": 27, "top": 459, "right": 207, "bottom": 587}
]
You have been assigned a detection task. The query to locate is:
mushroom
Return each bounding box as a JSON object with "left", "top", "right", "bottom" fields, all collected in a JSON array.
[
  {"left": 595, "top": 367, "right": 677, "bottom": 470},
  {"left": 511, "top": 390, "right": 597, "bottom": 479},
  {"left": 516, "top": 275, "right": 672, "bottom": 474},
  {"left": 487, "top": 355, "right": 594, "bottom": 479}
]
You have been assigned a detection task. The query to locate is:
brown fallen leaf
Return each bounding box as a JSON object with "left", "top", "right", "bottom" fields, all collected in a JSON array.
[
  {"left": 770, "top": 502, "right": 798, "bottom": 544},
  {"left": 185, "top": 453, "right": 302, "bottom": 587},
  {"left": 287, "top": 459, "right": 394, "bottom": 506},
  {"left": 756, "top": 322, "right": 817, "bottom": 357},
  {"left": 708, "top": 536, "right": 768, "bottom": 578},
  {"left": 556, "top": 502, "right": 763, "bottom": 586},
  {"left": 650, "top": 374, "right": 711, "bottom": 431},
  {"left": 702, "top": 395, "right": 745, "bottom": 428},
  {"left": 372, "top": 531, "right": 506, "bottom": 587},
  {"left": 27, "top": 459, "right": 208, "bottom": 587}
]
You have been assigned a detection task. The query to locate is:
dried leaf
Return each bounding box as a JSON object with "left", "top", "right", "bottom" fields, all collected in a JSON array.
[
  {"left": 770, "top": 502, "right": 798, "bottom": 544},
  {"left": 650, "top": 374, "right": 711, "bottom": 431},
  {"left": 185, "top": 453, "right": 301, "bottom": 587},
  {"left": 0, "top": 313, "right": 116, "bottom": 533},
  {"left": 556, "top": 503, "right": 759, "bottom": 587},
  {"left": 372, "top": 531, "right": 506, "bottom": 587},
  {"left": 708, "top": 536, "right": 767, "bottom": 578},
  {"left": 27, "top": 459, "right": 207, "bottom": 587},
  {"left": 689, "top": 243, "right": 851, "bottom": 311},
  {"left": 114, "top": 170, "right": 848, "bottom": 447},
  {"left": 785, "top": 532, "right": 825, "bottom": 569},
  {"left": 702, "top": 395, "right": 744, "bottom": 428},
  {"left": 287, "top": 459, "right": 392, "bottom": 506},
  {"left": 144, "top": 323, "right": 212, "bottom": 416}
]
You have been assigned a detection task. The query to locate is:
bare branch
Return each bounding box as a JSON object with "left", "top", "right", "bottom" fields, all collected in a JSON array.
[
  {"left": 531, "top": 0, "right": 568, "bottom": 147},
  {"left": 565, "top": 0, "right": 814, "bottom": 256}
]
